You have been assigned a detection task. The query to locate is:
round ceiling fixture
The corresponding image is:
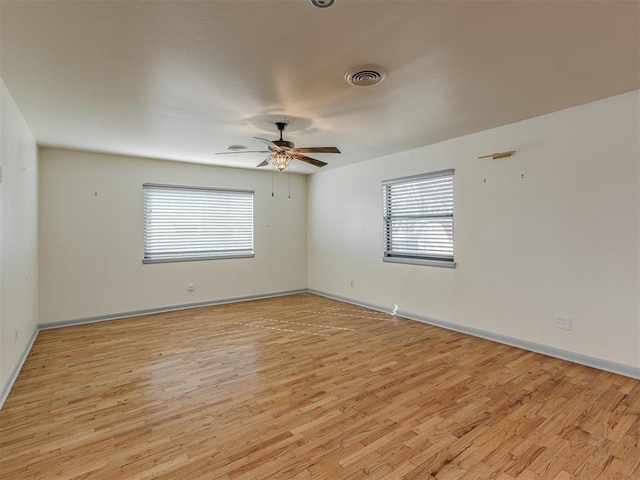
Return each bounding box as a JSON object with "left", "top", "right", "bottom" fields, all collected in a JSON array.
[
  {"left": 344, "top": 65, "right": 387, "bottom": 87},
  {"left": 226, "top": 144, "right": 248, "bottom": 152},
  {"left": 310, "top": 0, "right": 336, "bottom": 7}
]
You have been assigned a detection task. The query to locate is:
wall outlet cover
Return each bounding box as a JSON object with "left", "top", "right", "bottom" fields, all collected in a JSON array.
[{"left": 555, "top": 315, "right": 572, "bottom": 331}]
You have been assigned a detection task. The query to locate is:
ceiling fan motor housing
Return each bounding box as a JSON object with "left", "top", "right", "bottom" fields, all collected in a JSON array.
[
  {"left": 273, "top": 139, "right": 294, "bottom": 149},
  {"left": 216, "top": 121, "right": 338, "bottom": 170}
]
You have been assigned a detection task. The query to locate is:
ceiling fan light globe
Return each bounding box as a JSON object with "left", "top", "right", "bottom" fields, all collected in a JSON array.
[{"left": 271, "top": 151, "right": 294, "bottom": 171}]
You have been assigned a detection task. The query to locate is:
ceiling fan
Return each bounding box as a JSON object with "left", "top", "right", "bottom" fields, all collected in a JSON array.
[{"left": 216, "top": 122, "right": 341, "bottom": 171}]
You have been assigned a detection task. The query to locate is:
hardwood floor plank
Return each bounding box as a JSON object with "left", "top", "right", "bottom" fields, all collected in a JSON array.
[{"left": 2, "top": 293, "right": 640, "bottom": 479}]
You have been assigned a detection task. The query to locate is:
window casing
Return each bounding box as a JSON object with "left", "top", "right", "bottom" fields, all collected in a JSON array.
[
  {"left": 143, "top": 184, "right": 254, "bottom": 263},
  {"left": 382, "top": 169, "right": 454, "bottom": 267}
]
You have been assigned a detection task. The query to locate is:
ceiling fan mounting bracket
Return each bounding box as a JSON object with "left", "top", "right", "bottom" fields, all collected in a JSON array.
[
  {"left": 275, "top": 122, "right": 288, "bottom": 134},
  {"left": 273, "top": 122, "right": 293, "bottom": 147}
]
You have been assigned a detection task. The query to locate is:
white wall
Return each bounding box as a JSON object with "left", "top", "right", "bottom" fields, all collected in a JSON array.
[
  {"left": 0, "top": 80, "right": 39, "bottom": 401},
  {"left": 39, "top": 148, "right": 307, "bottom": 324},
  {"left": 308, "top": 90, "right": 640, "bottom": 368}
]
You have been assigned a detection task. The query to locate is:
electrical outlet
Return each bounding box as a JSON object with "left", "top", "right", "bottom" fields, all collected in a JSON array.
[
  {"left": 392, "top": 304, "right": 398, "bottom": 315},
  {"left": 187, "top": 283, "right": 195, "bottom": 292},
  {"left": 14, "top": 328, "right": 19, "bottom": 342},
  {"left": 349, "top": 280, "right": 355, "bottom": 288},
  {"left": 555, "top": 315, "right": 572, "bottom": 331}
]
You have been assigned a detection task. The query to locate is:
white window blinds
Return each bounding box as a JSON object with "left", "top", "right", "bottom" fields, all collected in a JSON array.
[
  {"left": 382, "top": 169, "right": 454, "bottom": 267},
  {"left": 143, "top": 184, "right": 254, "bottom": 263}
]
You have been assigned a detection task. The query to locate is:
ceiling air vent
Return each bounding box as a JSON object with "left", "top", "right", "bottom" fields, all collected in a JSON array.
[
  {"left": 310, "top": 0, "right": 336, "bottom": 7},
  {"left": 226, "top": 144, "right": 247, "bottom": 152},
  {"left": 344, "top": 65, "right": 387, "bottom": 87}
]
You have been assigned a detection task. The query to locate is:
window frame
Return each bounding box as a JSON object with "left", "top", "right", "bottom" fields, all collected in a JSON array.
[
  {"left": 382, "top": 168, "right": 455, "bottom": 268},
  {"left": 142, "top": 183, "right": 254, "bottom": 264}
]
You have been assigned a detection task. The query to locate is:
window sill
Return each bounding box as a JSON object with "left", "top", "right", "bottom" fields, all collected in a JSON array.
[
  {"left": 143, "top": 254, "right": 255, "bottom": 264},
  {"left": 382, "top": 256, "right": 456, "bottom": 268}
]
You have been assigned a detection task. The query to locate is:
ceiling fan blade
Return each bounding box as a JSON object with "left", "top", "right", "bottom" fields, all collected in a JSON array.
[
  {"left": 256, "top": 158, "right": 270, "bottom": 167},
  {"left": 293, "top": 154, "right": 328, "bottom": 168},
  {"left": 215, "top": 150, "right": 269, "bottom": 155},
  {"left": 253, "top": 137, "right": 278, "bottom": 148},
  {"left": 294, "top": 147, "right": 341, "bottom": 154}
]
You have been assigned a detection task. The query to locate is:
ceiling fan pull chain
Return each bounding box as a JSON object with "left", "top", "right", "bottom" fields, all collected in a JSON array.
[
  {"left": 288, "top": 168, "right": 291, "bottom": 200},
  {"left": 271, "top": 167, "right": 275, "bottom": 198}
]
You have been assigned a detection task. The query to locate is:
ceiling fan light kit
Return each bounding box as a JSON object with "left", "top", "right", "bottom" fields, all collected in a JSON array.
[
  {"left": 215, "top": 122, "right": 341, "bottom": 172},
  {"left": 270, "top": 151, "right": 295, "bottom": 172}
]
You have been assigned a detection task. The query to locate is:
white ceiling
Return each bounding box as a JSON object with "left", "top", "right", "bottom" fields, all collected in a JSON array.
[{"left": 1, "top": 0, "right": 638, "bottom": 174}]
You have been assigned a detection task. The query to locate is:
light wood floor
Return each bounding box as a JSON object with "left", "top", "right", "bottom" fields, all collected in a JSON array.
[{"left": 2, "top": 293, "right": 640, "bottom": 479}]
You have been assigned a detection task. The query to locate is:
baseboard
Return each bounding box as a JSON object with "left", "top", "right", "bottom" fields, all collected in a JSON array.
[
  {"left": 12, "top": 287, "right": 638, "bottom": 412},
  {"left": 38, "top": 289, "right": 308, "bottom": 330},
  {"left": 309, "top": 289, "right": 640, "bottom": 380},
  {"left": 0, "top": 327, "right": 39, "bottom": 410},
  {"left": 308, "top": 289, "right": 394, "bottom": 316}
]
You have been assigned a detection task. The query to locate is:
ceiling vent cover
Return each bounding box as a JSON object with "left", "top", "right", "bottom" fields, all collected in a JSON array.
[
  {"left": 226, "top": 144, "right": 248, "bottom": 152},
  {"left": 310, "top": 0, "right": 336, "bottom": 7},
  {"left": 345, "top": 65, "right": 387, "bottom": 87}
]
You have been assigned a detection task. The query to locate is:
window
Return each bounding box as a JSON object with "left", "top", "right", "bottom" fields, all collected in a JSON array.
[
  {"left": 382, "top": 169, "right": 454, "bottom": 267},
  {"left": 143, "top": 184, "right": 254, "bottom": 263}
]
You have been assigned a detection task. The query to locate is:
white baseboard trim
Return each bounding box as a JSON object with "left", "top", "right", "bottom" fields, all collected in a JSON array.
[
  {"left": 38, "top": 289, "right": 308, "bottom": 330},
  {"left": 309, "top": 289, "right": 640, "bottom": 380},
  {"left": 7, "top": 287, "right": 637, "bottom": 413},
  {"left": 0, "top": 327, "right": 39, "bottom": 410},
  {"left": 309, "top": 289, "right": 394, "bottom": 316}
]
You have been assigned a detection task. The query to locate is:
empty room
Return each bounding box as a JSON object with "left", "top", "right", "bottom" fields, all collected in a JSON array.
[{"left": 1, "top": 1, "right": 639, "bottom": 479}]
